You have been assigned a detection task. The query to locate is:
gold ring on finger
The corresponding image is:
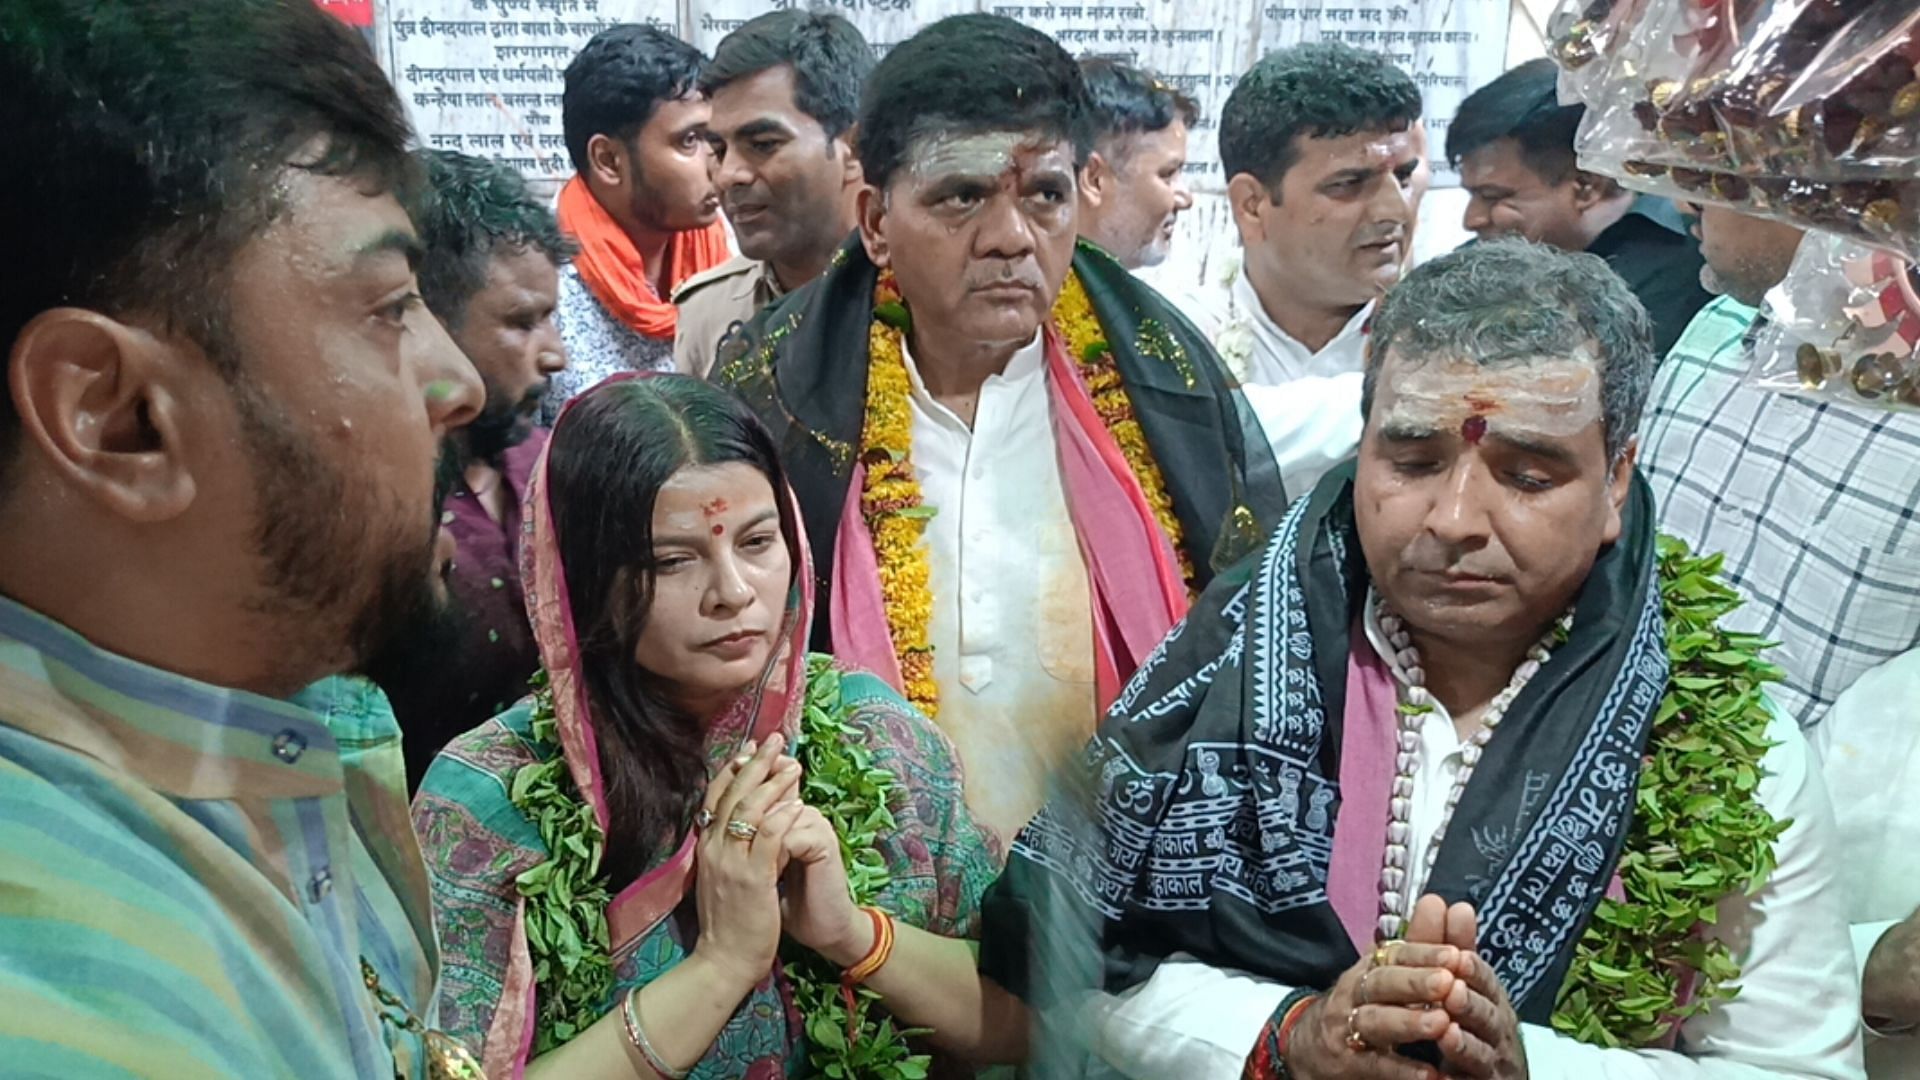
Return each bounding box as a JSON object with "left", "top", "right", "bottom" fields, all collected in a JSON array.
[
  {"left": 1345, "top": 1006, "right": 1372, "bottom": 1053},
  {"left": 724, "top": 819, "right": 759, "bottom": 841},
  {"left": 1357, "top": 966, "right": 1378, "bottom": 1006}
]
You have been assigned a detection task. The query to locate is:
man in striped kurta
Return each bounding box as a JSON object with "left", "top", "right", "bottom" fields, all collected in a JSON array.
[{"left": 0, "top": 1, "right": 485, "bottom": 1075}]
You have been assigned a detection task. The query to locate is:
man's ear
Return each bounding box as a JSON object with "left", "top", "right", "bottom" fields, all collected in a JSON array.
[
  {"left": 1227, "top": 172, "right": 1272, "bottom": 243},
  {"left": 1570, "top": 170, "right": 1620, "bottom": 214},
  {"left": 857, "top": 185, "right": 889, "bottom": 270},
  {"left": 8, "top": 309, "right": 199, "bottom": 523},
  {"left": 835, "top": 129, "right": 864, "bottom": 186},
  {"left": 1602, "top": 434, "right": 1637, "bottom": 545},
  {"left": 1080, "top": 150, "right": 1113, "bottom": 211},
  {"left": 587, "top": 132, "right": 627, "bottom": 190}
]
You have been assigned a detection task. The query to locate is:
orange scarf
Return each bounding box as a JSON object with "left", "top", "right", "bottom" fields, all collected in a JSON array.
[{"left": 556, "top": 175, "right": 730, "bottom": 340}]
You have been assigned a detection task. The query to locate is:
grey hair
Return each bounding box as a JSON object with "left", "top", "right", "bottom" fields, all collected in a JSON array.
[{"left": 1362, "top": 237, "right": 1655, "bottom": 462}]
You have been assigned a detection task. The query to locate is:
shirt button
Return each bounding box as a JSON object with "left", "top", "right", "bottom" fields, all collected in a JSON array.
[
  {"left": 308, "top": 868, "right": 333, "bottom": 902},
  {"left": 271, "top": 730, "right": 308, "bottom": 764}
]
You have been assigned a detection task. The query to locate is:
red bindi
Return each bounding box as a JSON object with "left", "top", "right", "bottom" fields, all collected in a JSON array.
[
  {"left": 1461, "top": 414, "right": 1488, "bottom": 444},
  {"left": 711, "top": 524, "right": 725, "bottom": 537}
]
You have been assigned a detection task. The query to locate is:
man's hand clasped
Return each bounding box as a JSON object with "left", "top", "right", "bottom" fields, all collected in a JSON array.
[{"left": 1286, "top": 896, "right": 1529, "bottom": 1080}]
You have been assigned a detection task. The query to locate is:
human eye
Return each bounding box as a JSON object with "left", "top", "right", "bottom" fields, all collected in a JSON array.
[
  {"left": 653, "top": 552, "right": 695, "bottom": 573},
  {"left": 936, "top": 186, "right": 986, "bottom": 211},
  {"left": 376, "top": 291, "right": 424, "bottom": 328},
  {"left": 1506, "top": 471, "right": 1556, "bottom": 492},
  {"left": 1032, "top": 179, "right": 1071, "bottom": 204}
]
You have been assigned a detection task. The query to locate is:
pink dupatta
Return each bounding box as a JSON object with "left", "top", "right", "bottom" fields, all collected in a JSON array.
[
  {"left": 829, "top": 326, "right": 1190, "bottom": 715},
  {"left": 485, "top": 371, "right": 816, "bottom": 1078}
]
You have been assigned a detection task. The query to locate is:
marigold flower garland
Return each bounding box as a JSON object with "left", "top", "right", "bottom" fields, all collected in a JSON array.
[
  {"left": 863, "top": 274, "right": 940, "bottom": 716},
  {"left": 1050, "top": 270, "right": 1194, "bottom": 588},
  {"left": 861, "top": 270, "right": 1191, "bottom": 715}
]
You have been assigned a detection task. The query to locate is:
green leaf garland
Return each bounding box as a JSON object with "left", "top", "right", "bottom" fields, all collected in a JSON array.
[
  {"left": 508, "top": 658, "right": 931, "bottom": 1077},
  {"left": 785, "top": 655, "right": 933, "bottom": 1080},
  {"left": 1549, "top": 536, "right": 1788, "bottom": 1048},
  {"left": 510, "top": 671, "right": 616, "bottom": 1054}
]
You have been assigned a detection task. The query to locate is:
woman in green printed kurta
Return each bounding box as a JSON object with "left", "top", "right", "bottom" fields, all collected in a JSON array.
[{"left": 413, "top": 373, "right": 1000, "bottom": 1079}]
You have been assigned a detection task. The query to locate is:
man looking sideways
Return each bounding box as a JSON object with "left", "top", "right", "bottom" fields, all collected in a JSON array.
[
  {"left": 0, "top": 0, "right": 485, "bottom": 1072},
  {"left": 676, "top": 9, "right": 872, "bottom": 378}
]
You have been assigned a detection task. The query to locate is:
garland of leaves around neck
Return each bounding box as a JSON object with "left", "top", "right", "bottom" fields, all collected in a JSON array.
[
  {"left": 510, "top": 658, "right": 933, "bottom": 1078},
  {"left": 1549, "top": 536, "right": 1787, "bottom": 1049}
]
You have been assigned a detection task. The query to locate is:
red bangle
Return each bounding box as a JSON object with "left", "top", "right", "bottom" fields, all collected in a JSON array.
[
  {"left": 838, "top": 907, "right": 896, "bottom": 1045},
  {"left": 1276, "top": 993, "right": 1318, "bottom": 1058},
  {"left": 842, "top": 906, "right": 894, "bottom": 984}
]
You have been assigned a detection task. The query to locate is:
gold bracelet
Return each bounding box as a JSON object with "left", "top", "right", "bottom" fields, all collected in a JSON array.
[{"left": 622, "top": 985, "right": 690, "bottom": 1080}]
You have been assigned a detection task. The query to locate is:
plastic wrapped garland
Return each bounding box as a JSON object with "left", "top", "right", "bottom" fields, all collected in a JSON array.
[
  {"left": 1546, "top": 0, "right": 1663, "bottom": 95},
  {"left": 1593, "top": 155, "right": 1920, "bottom": 258},
  {"left": 1627, "top": 0, "right": 1920, "bottom": 182},
  {"left": 1748, "top": 231, "right": 1920, "bottom": 411}
]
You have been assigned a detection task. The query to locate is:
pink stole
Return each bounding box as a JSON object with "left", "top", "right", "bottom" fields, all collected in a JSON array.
[
  {"left": 829, "top": 328, "right": 1188, "bottom": 714},
  {"left": 1326, "top": 623, "right": 1629, "bottom": 961},
  {"left": 1329, "top": 623, "right": 1398, "bottom": 955}
]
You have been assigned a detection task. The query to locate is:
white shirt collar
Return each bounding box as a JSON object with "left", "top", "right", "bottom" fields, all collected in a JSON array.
[
  {"left": 1230, "top": 266, "right": 1372, "bottom": 384},
  {"left": 900, "top": 329, "right": 1046, "bottom": 427}
]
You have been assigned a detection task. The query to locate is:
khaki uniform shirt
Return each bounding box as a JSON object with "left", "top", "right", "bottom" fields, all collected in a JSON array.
[{"left": 671, "top": 254, "right": 785, "bottom": 378}]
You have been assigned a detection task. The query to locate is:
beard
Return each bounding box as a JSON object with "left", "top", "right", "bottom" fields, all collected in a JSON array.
[
  {"left": 465, "top": 379, "right": 546, "bottom": 462},
  {"left": 357, "top": 447, "right": 468, "bottom": 698},
  {"left": 234, "top": 382, "right": 464, "bottom": 691}
]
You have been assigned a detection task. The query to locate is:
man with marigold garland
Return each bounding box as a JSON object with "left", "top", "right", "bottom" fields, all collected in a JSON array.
[
  {"left": 714, "top": 13, "right": 1285, "bottom": 843},
  {"left": 769, "top": 239, "right": 1865, "bottom": 1080}
]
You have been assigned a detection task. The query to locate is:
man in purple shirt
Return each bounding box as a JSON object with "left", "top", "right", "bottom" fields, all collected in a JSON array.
[{"left": 387, "top": 150, "right": 572, "bottom": 788}]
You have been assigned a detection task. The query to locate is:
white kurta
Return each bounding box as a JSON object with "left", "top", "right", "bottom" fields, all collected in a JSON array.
[
  {"left": 901, "top": 333, "right": 1099, "bottom": 843},
  {"left": 1173, "top": 260, "right": 1367, "bottom": 501},
  {"left": 1077, "top": 596, "right": 1865, "bottom": 1079},
  {"left": 1816, "top": 650, "right": 1920, "bottom": 1079}
]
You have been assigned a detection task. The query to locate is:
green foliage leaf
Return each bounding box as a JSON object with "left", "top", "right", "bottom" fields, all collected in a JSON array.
[
  {"left": 513, "top": 656, "right": 929, "bottom": 1074},
  {"left": 1550, "top": 536, "right": 1787, "bottom": 1050}
]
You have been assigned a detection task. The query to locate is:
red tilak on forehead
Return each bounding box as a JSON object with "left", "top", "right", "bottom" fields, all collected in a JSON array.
[
  {"left": 702, "top": 498, "right": 729, "bottom": 517},
  {"left": 1462, "top": 414, "right": 1488, "bottom": 444},
  {"left": 712, "top": 524, "right": 725, "bottom": 537}
]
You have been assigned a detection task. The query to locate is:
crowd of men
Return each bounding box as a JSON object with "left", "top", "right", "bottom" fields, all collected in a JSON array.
[{"left": 3, "top": 0, "right": 1918, "bottom": 1076}]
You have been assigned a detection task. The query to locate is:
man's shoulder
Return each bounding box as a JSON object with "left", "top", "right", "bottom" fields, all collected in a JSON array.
[
  {"left": 501, "top": 430, "right": 547, "bottom": 486},
  {"left": 1665, "top": 297, "right": 1760, "bottom": 366},
  {"left": 671, "top": 253, "right": 767, "bottom": 305}
]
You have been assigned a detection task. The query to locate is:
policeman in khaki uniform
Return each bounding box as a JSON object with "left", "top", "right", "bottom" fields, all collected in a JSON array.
[
  {"left": 673, "top": 254, "right": 785, "bottom": 378},
  {"left": 676, "top": 10, "right": 871, "bottom": 378}
]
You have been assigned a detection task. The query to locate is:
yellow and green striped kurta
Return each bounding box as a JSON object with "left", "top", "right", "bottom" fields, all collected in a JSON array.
[{"left": 0, "top": 595, "right": 438, "bottom": 1078}]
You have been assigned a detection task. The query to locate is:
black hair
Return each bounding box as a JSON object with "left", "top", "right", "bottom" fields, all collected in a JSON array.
[
  {"left": 1081, "top": 58, "right": 1200, "bottom": 149},
  {"left": 1218, "top": 41, "right": 1421, "bottom": 191},
  {"left": 856, "top": 13, "right": 1095, "bottom": 191},
  {"left": 700, "top": 9, "right": 874, "bottom": 140},
  {"left": 1364, "top": 237, "right": 1654, "bottom": 463},
  {"left": 409, "top": 150, "right": 575, "bottom": 331},
  {"left": 1, "top": 0, "right": 414, "bottom": 491},
  {"left": 546, "top": 375, "right": 800, "bottom": 886},
  {"left": 563, "top": 24, "right": 706, "bottom": 174},
  {"left": 1446, "top": 58, "right": 1587, "bottom": 182}
]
